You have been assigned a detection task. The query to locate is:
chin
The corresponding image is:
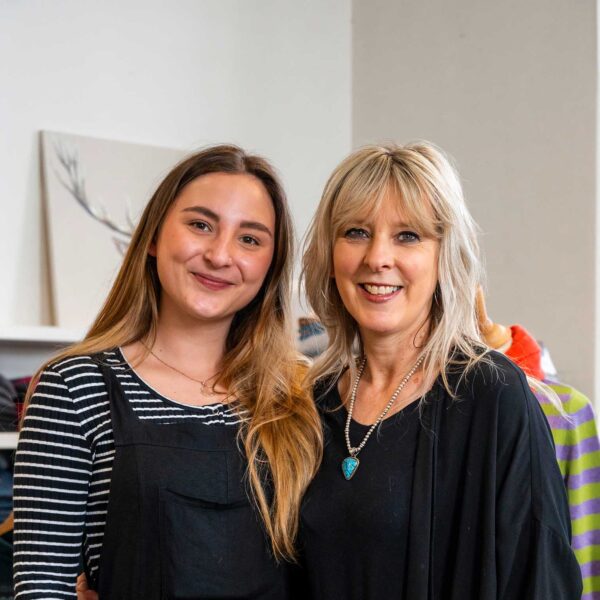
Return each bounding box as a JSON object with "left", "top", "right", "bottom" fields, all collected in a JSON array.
[
  {"left": 186, "top": 303, "right": 232, "bottom": 322},
  {"left": 359, "top": 320, "right": 404, "bottom": 336}
]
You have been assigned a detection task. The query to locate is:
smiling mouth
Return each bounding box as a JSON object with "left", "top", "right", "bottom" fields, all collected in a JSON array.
[
  {"left": 193, "top": 272, "right": 235, "bottom": 289},
  {"left": 360, "top": 283, "right": 403, "bottom": 296}
]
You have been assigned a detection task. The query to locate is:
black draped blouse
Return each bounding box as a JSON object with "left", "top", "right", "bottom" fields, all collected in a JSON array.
[{"left": 297, "top": 351, "right": 582, "bottom": 600}]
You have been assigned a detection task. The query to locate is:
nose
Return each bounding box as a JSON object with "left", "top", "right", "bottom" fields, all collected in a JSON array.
[
  {"left": 363, "top": 235, "right": 394, "bottom": 271},
  {"left": 204, "top": 234, "right": 233, "bottom": 268}
]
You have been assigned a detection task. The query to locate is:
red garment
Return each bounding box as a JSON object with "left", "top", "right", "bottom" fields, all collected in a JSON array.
[
  {"left": 504, "top": 324, "right": 545, "bottom": 381},
  {"left": 11, "top": 376, "right": 33, "bottom": 428}
]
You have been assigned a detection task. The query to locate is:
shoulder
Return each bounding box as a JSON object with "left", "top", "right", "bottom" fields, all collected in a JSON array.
[
  {"left": 48, "top": 351, "right": 105, "bottom": 376},
  {"left": 464, "top": 349, "right": 526, "bottom": 387},
  {"left": 48, "top": 353, "right": 102, "bottom": 373},
  {"left": 437, "top": 350, "right": 547, "bottom": 444},
  {"left": 40, "top": 350, "right": 118, "bottom": 398},
  {"left": 445, "top": 351, "right": 558, "bottom": 466},
  {"left": 452, "top": 350, "right": 532, "bottom": 410},
  {"left": 27, "top": 351, "right": 118, "bottom": 446}
]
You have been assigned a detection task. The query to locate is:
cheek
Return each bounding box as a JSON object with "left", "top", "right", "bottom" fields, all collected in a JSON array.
[
  {"left": 332, "top": 242, "right": 355, "bottom": 280},
  {"left": 156, "top": 231, "right": 196, "bottom": 264},
  {"left": 406, "top": 245, "right": 439, "bottom": 282},
  {"left": 412, "top": 253, "right": 439, "bottom": 294},
  {"left": 238, "top": 250, "right": 274, "bottom": 282}
]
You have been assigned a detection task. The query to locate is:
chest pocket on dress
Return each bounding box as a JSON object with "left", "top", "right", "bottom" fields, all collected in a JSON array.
[{"left": 158, "top": 461, "right": 280, "bottom": 598}]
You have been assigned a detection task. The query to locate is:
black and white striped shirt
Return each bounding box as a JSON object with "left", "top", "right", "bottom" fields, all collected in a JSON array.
[{"left": 13, "top": 349, "right": 244, "bottom": 599}]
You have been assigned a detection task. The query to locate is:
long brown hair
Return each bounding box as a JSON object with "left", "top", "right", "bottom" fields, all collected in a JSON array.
[{"left": 28, "top": 144, "right": 322, "bottom": 559}]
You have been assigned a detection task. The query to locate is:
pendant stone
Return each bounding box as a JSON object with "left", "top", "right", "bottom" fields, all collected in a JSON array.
[{"left": 342, "top": 456, "right": 360, "bottom": 480}]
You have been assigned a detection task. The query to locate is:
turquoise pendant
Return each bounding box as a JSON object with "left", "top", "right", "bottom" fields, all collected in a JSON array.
[{"left": 342, "top": 456, "right": 360, "bottom": 480}]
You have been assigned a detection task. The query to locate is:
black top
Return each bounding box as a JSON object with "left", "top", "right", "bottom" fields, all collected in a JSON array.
[
  {"left": 299, "top": 385, "right": 421, "bottom": 599},
  {"left": 297, "top": 351, "right": 582, "bottom": 600},
  {"left": 93, "top": 360, "right": 292, "bottom": 599},
  {"left": 13, "top": 349, "right": 247, "bottom": 598}
]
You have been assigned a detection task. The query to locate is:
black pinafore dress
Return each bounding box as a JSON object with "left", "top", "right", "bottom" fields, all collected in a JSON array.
[{"left": 87, "top": 363, "right": 290, "bottom": 599}]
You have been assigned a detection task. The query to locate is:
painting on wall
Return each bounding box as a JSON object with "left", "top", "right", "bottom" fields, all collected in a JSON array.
[{"left": 40, "top": 131, "right": 186, "bottom": 330}]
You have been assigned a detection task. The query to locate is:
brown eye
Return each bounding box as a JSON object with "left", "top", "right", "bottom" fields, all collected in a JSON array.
[
  {"left": 190, "top": 220, "right": 211, "bottom": 232},
  {"left": 240, "top": 235, "right": 260, "bottom": 246}
]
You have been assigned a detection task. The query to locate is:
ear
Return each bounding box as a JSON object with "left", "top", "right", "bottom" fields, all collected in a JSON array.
[{"left": 148, "top": 241, "right": 157, "bottom": 257}]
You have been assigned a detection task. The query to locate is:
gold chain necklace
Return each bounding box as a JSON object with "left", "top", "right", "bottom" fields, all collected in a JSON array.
[{"left": 145, "top": 346, "right": 224, "bottom": 397}]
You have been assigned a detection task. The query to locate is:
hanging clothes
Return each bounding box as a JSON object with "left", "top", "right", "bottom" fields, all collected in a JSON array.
[{"left": 506, "top": 325, "right": 600, "bottom": 600}]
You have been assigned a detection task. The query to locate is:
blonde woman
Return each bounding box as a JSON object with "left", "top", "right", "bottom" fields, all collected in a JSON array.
[
  {"left": 14, "top": 145, "right": 321, "bottom": 599},
  {"left": 299, "top": 143, "right": 581, "bottom": 599}
]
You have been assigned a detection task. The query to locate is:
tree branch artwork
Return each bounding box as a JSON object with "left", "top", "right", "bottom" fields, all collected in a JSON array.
[{"left": 53, "top": 141, "right": 135, "bottom": 255}]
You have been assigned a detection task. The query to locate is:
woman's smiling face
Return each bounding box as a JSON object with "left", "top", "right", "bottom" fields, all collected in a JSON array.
[
  {"left": 151, "top": 172, "right": 276, "bottom": 328},
  {"left": 332, "top": 188, "right": 439, "bottom": 343}
]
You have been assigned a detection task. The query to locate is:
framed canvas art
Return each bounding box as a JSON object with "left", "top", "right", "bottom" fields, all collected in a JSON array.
[{"left": 40, "top": 131, "right": 186, "bottom": 329}]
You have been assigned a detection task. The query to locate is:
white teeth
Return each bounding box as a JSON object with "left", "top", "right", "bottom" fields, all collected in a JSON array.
[{"left": 363, "top": 284, "right": 401, "bottom": 295}]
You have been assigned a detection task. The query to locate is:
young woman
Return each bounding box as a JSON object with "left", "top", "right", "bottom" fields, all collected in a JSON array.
[
  {"left": 13, "top": 145, "right": 322, "bottom": 599},
  {"left": 299, "top": 142, "right": 582, "bottom": 599}
]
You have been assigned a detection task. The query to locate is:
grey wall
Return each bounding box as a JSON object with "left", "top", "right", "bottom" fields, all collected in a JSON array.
[{"left": 353, "top": 0, "right": 597, "bottom": 397}]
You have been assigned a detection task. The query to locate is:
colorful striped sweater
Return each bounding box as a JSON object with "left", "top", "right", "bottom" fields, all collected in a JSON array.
[{"left": 536, "top": 383, "right": 600, "bottom": 600}]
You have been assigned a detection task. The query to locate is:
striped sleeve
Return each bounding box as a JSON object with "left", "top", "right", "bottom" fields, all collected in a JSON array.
[
  {"left": 13, "top": 364, "right": 93, "bottom": 599},
  {"left": 538, "top": 383, "right": 600, "bottom": 600}
]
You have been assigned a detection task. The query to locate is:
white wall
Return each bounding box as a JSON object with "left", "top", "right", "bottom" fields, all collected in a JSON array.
[
  {"left": 0, "top": 0, "right": 351, "bottom": 327},
  {"left": 353, "top": 0, "right": 597, "bottom": 397}
]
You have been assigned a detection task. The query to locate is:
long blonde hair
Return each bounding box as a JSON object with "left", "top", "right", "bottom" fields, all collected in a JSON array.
[
  {"left": 28, "top": 144, "right": 322, "bottom": 560},
  {"left": 302, "top": 141, "right": 486, "bottom": 394}
]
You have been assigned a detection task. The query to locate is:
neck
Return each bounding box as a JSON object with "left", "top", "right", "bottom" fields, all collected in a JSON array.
[
  {"left": 359, "top": 327, "right": 427, "bottom": 388},
  {"left": 149, "top": 309, "right": 232, "bottom": 374}
]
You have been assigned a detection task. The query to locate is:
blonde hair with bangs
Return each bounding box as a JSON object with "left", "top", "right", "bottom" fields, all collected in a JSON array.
[
  {"left": 302, "top": 141, "right": 486, "bottom": 395},
  {"left": 26, "top": 144, "right": 322, "bottom": 560}
]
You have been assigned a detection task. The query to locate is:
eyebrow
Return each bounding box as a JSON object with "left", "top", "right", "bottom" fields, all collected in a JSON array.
[
  {"left": 395, "top": 222, "right": 417, "bottom": 229},
  {"left": 182, "top": 205, "right": 273, "bottom": 237},
  {"left": 347, "top": 217, "right": 416, "bottom": 228}
]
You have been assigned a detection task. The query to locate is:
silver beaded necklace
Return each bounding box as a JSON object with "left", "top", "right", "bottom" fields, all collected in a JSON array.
[{"left": 342, "top": 354, "right": 425, "bottom": 480}]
